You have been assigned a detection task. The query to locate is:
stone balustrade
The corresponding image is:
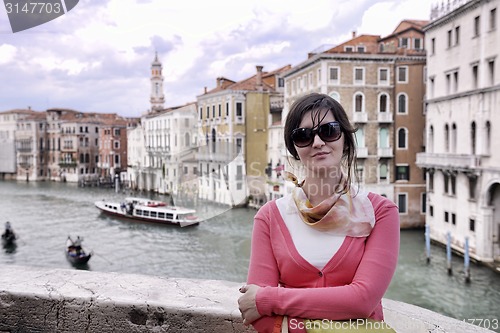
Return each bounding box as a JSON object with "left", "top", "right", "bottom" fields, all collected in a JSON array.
[{"left": 0, "top": 265, "right": 494, "bottom": 333}]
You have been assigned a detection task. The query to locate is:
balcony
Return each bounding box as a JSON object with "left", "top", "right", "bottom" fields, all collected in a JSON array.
[
  {"left": 357, "top": 146, "right": 368, "bottom": 158},
  {"left": 377, "top": 112, "right": 393, "bottom": 123},
  {"left": 378, "top": 147, "right": 393, "bottom": 157},
  {"left": 416, "top": 153, "right": 481, "bottom": 171},
  {"left": 59, "top": 160, "right": 77, "bottom": 167},
  {"left": 61, "top": 146, "right": 76, "bottom": 152},
  {"left": 352, "top": 112, "right": 368, "bottom": 123}
]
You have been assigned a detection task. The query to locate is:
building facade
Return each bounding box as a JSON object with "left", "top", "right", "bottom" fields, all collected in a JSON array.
[
  {"left": 15, "top": 111, "right": 47, "bottom": 181},
  {"left": 0, "top": 109, "right": 38, "bottom": 179},
  {"left": 196, "top": 65, "right": 289, "bottom": 207},
  {"left": 417, "top": 0, "right": 499, "bottom": 262},
  {"left": 0, "top": 107, "right": 136, "bottom": 184}
]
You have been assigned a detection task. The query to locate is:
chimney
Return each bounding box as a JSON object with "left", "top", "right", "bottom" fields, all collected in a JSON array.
[
  {"left": 256, "top": 65, "right": 263, "bottom": 90},
  {"left": 352, "top": 31, "right": 356, "bottom": 39},
  {"left": 204, "top": 86, "right": 207, "bottom": 94}
]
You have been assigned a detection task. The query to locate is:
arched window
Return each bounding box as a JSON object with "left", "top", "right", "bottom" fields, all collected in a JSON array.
[
  {"left": 397, "top": 128, "right": 407, "bottom": 149},
  {"left": 471, "top": 121, "right": 476, "bottom": 154},
  {"left": 451, "top": 123, "right": 457, "bottom": 153},
  {"left": 379, "top": 94, "right": 388, "bottom": 112},
  {"left": 379, "top": 127, "right": 389, "bottom": 148},
  {"left": 486, "top": 121, "right": 491, "bottom": 154},
  {"left": 355, "top": 127, "right": 365, "bottom": 147},
  {"left": 444, "top": 124, "right": 449, "bottom": 152},
  {"left": 211, "top": 128, "right": 216, "bottom": 152},
  {"left": 397, "top": 93, "right": 407, "bottom": 113},
  {"left": 379, "top": 163, "right": 388, "bottom": 181},
  {"left": 354, "top": 93, "right": 364, "bottom": 112},
  {"left": 329, "top": 91, "right": 340, "bottom": 102},
  {"left": 428, "top": 125, "right": 434, "bottom": 153}
]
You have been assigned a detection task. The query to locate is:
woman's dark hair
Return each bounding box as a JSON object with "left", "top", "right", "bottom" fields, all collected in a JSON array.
[{"left": 284, "top": 93, "right": 358, "bottom": 192}]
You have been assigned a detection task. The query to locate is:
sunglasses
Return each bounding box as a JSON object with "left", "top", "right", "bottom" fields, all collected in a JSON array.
[{"left": 291, "top": 121, "right": 342, "bottom": 147}]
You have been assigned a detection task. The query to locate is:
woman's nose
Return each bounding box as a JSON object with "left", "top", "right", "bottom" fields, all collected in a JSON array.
[{"left": 311, "top": 133, "right": 325, "bottom": 147}]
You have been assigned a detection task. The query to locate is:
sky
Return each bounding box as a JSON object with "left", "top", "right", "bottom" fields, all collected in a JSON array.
[{"left": 0, "top": 0, "right": 437, "bottom": 118}]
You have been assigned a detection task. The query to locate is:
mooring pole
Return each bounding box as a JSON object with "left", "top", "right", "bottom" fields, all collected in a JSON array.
[
  {"left": 464, "top": 236, "right": 471, "bottom": 283},
  {"left": 425, "top": 224, "right": 431, "bottom": 264},
  {"left": 115, "top": 173, "right": 120, "bottom": 193},
  {"left": 446, "top": 231, "right": 452, "bottom": 275}
]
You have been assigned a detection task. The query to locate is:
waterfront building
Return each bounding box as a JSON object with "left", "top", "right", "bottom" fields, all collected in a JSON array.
[
  {"left": 279, "top": 20, "right": 428, "bottom": 228},
  {"left": 0, "top": 109, "right": 39, "bottom": 179},
  {"left": 1, "top": 107, "right": 136, "bottom": 184},
  {"left": 137, "top": 103, "right": 199, "bottom": 195},
  {"left": 417, "top": 0, "right": 500, "bottom": 263},
  {"left": 196, "top": 65, "right": 290, "bottom": 207},
  {"left": 127, "top": 54, "right": 200, "bottom": 196},
  {"left": 97, "top": 114, "right": 132, "bottom": 182},
  {"left": 15, "top": 111, "right": 48, "bottom": 181},
  {"left": 46, "top": 109, "right": 104, "bottom": 182}
]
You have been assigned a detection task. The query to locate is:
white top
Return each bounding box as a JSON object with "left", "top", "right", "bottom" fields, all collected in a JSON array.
[{"left": 276, "top": 195, "right": 345, "bottom": 270}]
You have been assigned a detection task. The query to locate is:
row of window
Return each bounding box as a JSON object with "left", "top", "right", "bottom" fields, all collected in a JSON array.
[
  {"left": 343, "top": 91, "right": 410, "bottom": 114},
  {"left": 341, "top": 39, "right": 422, "bottom": 54},
  {"left": 428, "top": 205, "right": 476, "bottom": 232},
  {"left": 146, "top": 132, "right": 192, "bottom": 148},
  {"left": 428, "top": 59, "right": 495, "bottom": 97},
  {"left": 428, "top": 120, "right": 491, "bottom": 155},
  {"left": 199, "top": 102, "right": 243, "bottom": 120},
  {"left": 432, "top": 7, "right": 497, "bottom": 53},
  {"left": 291, "top": 66, "right": 411, "bottom": 93},
  {"left": 396, "top": 192, "right": 426, "bottom": 215},
  {"left": 355, "top": 126, "right": 410, "bottom": 151},
  {"left": 427, "top": 170, "right": 477, "bottom": 200},
  {"left": 356, "top": 163, "right": 410, "bottom": 184},
  {"left": 145, "top": 118, "right": 191, "bottom": 130}
]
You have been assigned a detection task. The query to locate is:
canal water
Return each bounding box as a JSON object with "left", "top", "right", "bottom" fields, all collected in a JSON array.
[{"left": 1, "top": 180, "right": 499, "bottom": 332}]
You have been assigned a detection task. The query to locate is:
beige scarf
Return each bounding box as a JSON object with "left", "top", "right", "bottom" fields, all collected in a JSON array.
[{"left": 284, "top": 171, "right": 375, "bottom": 237}]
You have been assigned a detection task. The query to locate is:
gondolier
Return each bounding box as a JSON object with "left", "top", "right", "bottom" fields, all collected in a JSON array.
[{"left": 1, "top": 221, "right": 17, "bottom": 246}]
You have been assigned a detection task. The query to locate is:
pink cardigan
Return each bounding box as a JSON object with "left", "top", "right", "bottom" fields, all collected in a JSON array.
[{"left": 246, "top": 192, "right": 400, "bottom": 333}]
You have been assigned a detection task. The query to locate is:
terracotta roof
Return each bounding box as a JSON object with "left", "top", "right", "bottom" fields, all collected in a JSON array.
[
  {"left": 325, "top": 35, "right": 381, "bottom": 54},
  {"left": 0, "top": 109, "right": 40, "bottom": 115},
  {"left": 203, "top": 65, "right": 290, "bottom": 96},
  {"left": 22, "top": 111, "right": 47, "bottom": 121},
  {"left": 392, "top": 19, "right": 429, "bottom": 34}
]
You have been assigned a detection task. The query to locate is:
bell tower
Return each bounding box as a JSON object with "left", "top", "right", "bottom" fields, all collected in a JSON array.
[{"left": 150, "top": 52, "right": 165, "bottom": 113}]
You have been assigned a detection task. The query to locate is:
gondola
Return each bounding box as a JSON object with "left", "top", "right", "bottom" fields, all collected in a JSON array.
[{"left": 65, "top": 236, "right": 92, "bottom": 265}]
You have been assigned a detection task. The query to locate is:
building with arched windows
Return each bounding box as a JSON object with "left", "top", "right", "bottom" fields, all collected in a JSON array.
[{"left": 416, "top": 0, "right": 499, "bottom": 263}]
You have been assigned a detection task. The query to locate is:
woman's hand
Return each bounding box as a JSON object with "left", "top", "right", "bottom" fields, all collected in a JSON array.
[{"left": 238, "top": 284, "right": 262, "bottom": 325}]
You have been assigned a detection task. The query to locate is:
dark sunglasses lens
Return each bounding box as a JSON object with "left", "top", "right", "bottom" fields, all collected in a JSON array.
[
  {"left": 319, "top": 122, "right": 341, "bottom": 142},
  {"left": 291, "top": 129, "right": 313, "bottom": 147}
]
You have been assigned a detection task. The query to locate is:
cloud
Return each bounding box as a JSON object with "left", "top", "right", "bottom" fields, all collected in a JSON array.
[
  {"left": 0, "top": 0, "right": 435, "bottom": 116},
  {"left": 0, "top": 44, "right": 17, "bottom": 65}
]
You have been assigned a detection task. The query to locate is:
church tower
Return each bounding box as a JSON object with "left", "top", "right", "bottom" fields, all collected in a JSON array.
[{"left": 150, "top": 52, "right": 165, "bottom": 113}]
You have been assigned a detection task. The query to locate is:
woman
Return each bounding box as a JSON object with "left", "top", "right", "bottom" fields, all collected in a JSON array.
[{"left": 238, "top": 93, "right": 399, "bottom": 332}]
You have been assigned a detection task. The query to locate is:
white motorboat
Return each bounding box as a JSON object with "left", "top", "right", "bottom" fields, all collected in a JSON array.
[{"left": 95, "top": 197, "right": 200, "bottom": 227}]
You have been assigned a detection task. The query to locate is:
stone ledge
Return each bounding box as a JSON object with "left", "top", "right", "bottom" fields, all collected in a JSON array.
[{"left": 0, "top": 265, "right": 494, "bottom": 333}]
